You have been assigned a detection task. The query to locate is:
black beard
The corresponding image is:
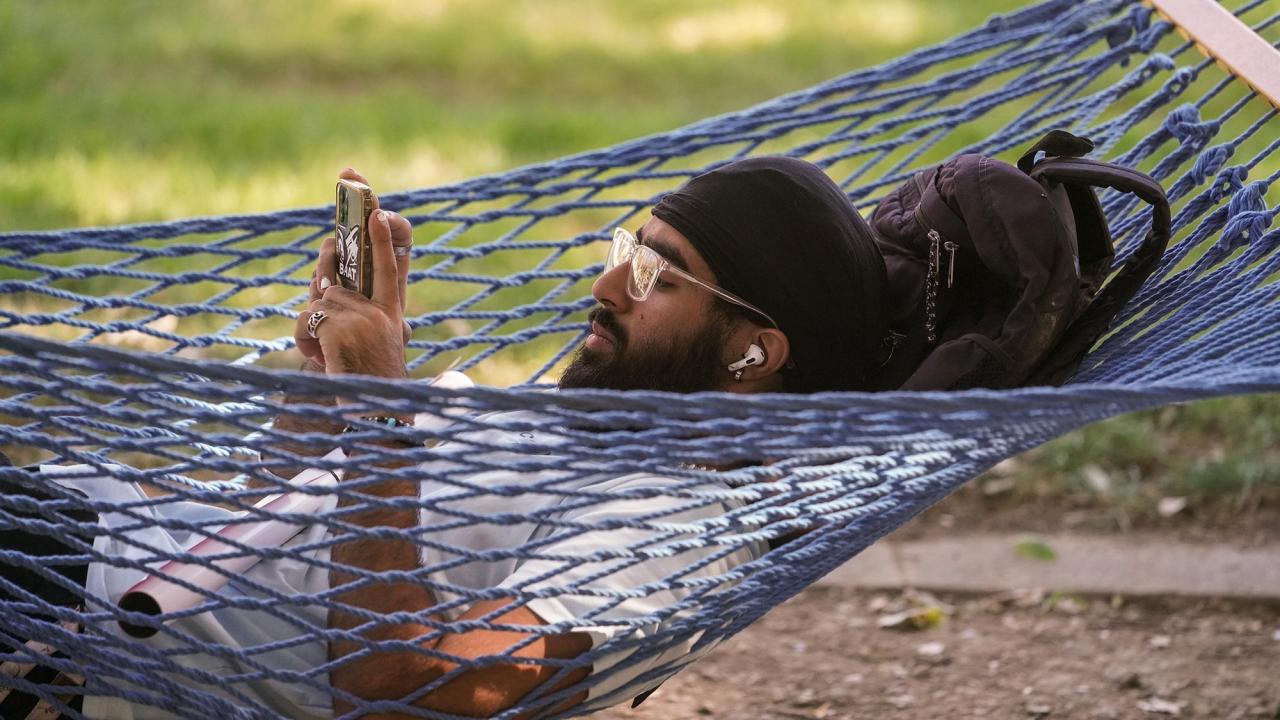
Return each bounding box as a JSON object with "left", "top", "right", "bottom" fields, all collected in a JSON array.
[{"left": 559, "top": 307, "right": 733, "bottom": 393}]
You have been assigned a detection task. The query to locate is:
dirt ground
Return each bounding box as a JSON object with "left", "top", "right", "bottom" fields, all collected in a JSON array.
[
  {"left": 597, "top": 488, "right": 1280, "bottom": 720},
  {"left": 601, "top": 588, "right": 1280, "bottom": 720}
]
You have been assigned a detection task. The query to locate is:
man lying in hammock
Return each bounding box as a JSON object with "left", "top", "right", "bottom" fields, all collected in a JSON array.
[
  {"left": 290, "top": 163, "right": 888, "bottom": 718},
  {"left": 1, "top": 159, "right": 888, "bottom": 719}
]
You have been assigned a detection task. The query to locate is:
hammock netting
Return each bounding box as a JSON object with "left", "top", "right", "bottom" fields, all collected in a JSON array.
[{"left": 2, "top": 0, "right": 1278, "bottom": 717}]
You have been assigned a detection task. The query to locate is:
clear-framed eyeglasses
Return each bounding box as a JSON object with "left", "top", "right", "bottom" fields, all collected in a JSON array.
[{"left": 605, "top": 227, "right": 779, "bottom": 328}]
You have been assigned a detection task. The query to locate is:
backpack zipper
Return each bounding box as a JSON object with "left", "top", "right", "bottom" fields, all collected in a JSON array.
[
  {"left": 945, "top": 240, "right": 957, "bottom": 288},
  {"left": 925, "top": 229, "right": 958, "bottom": 344}
]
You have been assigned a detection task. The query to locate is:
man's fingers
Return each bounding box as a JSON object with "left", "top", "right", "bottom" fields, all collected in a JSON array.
[
  {"left": 294, "top": 310, "right": 326, "bottom": 366},
  {"left": 316, "top": 286, "right": 362, "bottom": 311},
  {"left": 384, "top": 210, "right": 413, "bottom": 311},
  {"left": 384, "top": 210, "right": 412, "bottom": 246},
  {"left": 296, "top": 295, "right": 354, "bottom": 359},
  {"left": 314, "top": 235, "right": 337, "bottom": 300},
  {"left": 339, "top": 167, "right": 371, "bottom": 187},
  {"left": 368, "top": 209, "right": 399, "bottom": 309}
]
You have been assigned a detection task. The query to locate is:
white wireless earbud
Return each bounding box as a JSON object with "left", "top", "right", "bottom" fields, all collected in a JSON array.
[{"left": 727, "top": 343, "right": 766, "bottom": 380}]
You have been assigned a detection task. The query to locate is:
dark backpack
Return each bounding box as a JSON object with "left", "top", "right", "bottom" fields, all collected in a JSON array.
[{"left": 867, "top": 130, "right": 1171, "bottom": 391}]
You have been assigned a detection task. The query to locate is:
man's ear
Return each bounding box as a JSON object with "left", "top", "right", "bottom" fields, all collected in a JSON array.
[{"left": 729, "top": 327, "right": 790, "bottom": 388}]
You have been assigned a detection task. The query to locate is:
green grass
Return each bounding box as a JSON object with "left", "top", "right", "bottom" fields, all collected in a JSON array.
[
  {"left": 0, "top": 0, "right": 1028, "bottom": 230},
  {"left": 1, "top": 0, "right": 1278, "bottom": 512},
  {"left": 1004, "top": 396, "right": 1280, "bottom": 521}
]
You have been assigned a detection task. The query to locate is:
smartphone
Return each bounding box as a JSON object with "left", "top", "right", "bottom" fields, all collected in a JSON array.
[{"left": 335, "top": 179, "right": 375, "bottom": 298}]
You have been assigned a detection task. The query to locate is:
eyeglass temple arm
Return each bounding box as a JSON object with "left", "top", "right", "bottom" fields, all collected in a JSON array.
[{"left": 666, "top": 265, "right": 779, "bottom": 329}]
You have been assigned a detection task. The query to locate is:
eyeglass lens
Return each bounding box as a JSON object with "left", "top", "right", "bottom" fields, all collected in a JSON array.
[
  {"left": 627, "top": 247, "right": 662, "bottom": 301},
  {"left": 607, "top": 228, "right": 633, "bottom": 271},
  {"left": 607, "top": 229, "right": 662, "bottom": 302}
]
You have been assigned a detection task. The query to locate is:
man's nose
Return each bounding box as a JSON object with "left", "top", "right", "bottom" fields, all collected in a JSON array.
[{"left": 591, "top": 261, "right": 633, "bottom": 312}]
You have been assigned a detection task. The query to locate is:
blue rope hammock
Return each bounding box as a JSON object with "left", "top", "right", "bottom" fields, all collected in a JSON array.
[{"left": 1, "top": 0, "right": 1278, "bottom": 717}]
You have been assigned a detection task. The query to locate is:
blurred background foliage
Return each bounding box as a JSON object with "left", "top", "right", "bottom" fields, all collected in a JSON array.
[
  {"left": 0, "top": 0, "right": 1275, "bottom": 522},
  {"left": 0, "top": 0, "right": 1020, "bottom": 229}
]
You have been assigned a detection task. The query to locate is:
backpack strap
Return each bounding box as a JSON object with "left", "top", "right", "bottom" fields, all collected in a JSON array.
[
  {"left": 1016, "top": 129, "right": 1096, "bottom": 173},
  {"left": 1026, "top": 157, "right": 1173, "bottom": 385},
  {"left": 1031, "top": 159, "right": 1171, "bottom": 231}
]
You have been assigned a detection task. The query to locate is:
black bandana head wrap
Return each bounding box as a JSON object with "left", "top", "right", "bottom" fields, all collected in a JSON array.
[{"left": 652, "top": 157, "right": 887, "bottom": 392}]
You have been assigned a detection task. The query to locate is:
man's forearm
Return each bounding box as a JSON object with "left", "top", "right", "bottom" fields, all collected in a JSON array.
[
  {"left": 324, "top": 437, "right": 592, "bottom": 718},
  {"left": 328, "top": 447, "right": 446, "bottom": 713},
  {"left": 260, "top": 358, "right": 345, "bottom": 483}
]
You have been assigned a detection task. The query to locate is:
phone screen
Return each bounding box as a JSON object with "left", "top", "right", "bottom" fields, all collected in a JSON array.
[{"left": 335, "top": 180, "right": 374, "bottom": 297}]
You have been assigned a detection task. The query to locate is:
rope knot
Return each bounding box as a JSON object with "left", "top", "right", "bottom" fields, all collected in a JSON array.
[
  {"left": 1162, "top": 104, "right": 1220, "bottom": 146},
  {"left": 1163, "top": 67, "right": 1197, "bottom": 97},
  {"left": 1103, "top": 5, "right": 1149, "bottom": 49},
  {"left": 1227, "top": 180, "right": 1268, "bottom": 217},
  {"left": 1103, "top": 21, "right": 1134, "bottom": 49},
  {"left": 1190, "top": 145, "right": 1233, "bottom": 185},
  {"left": 1137, "top": 53, "right": 1176, "bottom": 84},
  {"left": 1217, "top": 181, "right": 1271, "bottom": 252},
  {"left": 1135, "top": 19, "right": 1172, "bottom": 53},
  {"left": 1210, "top": 167, "right": 1248, "bottom": 204}
]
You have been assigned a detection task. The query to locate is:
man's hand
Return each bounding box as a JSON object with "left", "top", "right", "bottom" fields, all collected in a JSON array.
[
  {"left": 261, "top": 170, "right": 414, "bottom": 481},
  {"left": 295, "top": 168, "right": 414, "bottom": 380}
]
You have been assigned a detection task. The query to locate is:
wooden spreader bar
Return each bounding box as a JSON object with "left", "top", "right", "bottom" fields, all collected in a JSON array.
[{"left": 1145, "top": 0, "right": 1280, "bottom": 109}]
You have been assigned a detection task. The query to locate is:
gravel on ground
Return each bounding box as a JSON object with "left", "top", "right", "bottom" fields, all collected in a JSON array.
[{"left": 601, "top": 587, "right": 1280, "bottom": 720}]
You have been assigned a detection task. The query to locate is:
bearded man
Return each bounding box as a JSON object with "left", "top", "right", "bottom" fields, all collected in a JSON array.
[
  {"left": 1, "top": 158, "right": 887, "bottom": 719},
  {"left": 301, "top": 158, "right": 888, "bottom": 718}
]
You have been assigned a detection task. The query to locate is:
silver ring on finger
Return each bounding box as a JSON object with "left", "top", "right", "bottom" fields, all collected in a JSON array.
[
  {"left": 306, "top": 310, "right": 328, "bottom": 339},
  {"left": 393, "top": 244, "right": 411, "bottom": 257}
]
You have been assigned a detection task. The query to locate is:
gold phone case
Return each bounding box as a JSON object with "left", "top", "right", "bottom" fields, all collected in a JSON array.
[{"left": 335, "top": 179, "right": 375, "bottom": 298}]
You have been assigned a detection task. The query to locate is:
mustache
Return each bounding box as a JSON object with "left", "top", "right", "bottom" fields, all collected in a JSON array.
[{"left": 588, "top": 306, "right": 626, "bottom": 347}]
